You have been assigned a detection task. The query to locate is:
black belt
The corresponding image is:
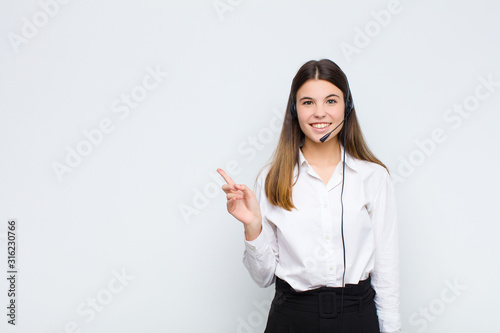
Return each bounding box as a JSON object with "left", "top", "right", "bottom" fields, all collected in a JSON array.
[{"left": 273, "top": 275, "right": 375, "bottom": 318}]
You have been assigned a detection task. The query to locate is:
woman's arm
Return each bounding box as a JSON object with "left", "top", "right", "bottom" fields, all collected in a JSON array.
[
  {"left": 369, "top": 169, "right": 401, "bottom": 333},
  {"left": 242, "top": 176, "right": 279, "bottom": 288}
]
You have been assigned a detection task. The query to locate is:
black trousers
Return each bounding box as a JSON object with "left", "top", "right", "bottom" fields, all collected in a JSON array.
[{"left": 264, "top": 275, "right": 380, "bottom": 333}]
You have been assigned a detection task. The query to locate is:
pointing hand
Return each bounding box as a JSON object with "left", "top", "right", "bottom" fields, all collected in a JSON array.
[{"left": 217, "top": 168, "right": 262, "bottom": 228}]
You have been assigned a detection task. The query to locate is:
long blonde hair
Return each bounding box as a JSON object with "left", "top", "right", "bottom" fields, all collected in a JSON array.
[{"left": 257, "top": 59, "right": 389, "bottom": 211}]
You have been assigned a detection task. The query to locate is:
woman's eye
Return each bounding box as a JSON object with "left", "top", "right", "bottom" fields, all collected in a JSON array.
[
  {"left": 303, "top": 101, "right": 312, "bottom": 105},
  {"left": 327, "top": 99, "right": 336, "bottom": 104}
]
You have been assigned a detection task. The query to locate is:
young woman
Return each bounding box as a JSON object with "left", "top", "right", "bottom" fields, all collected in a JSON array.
[{"left": 217, "top": 59, "right": 400, "bottom": 333}]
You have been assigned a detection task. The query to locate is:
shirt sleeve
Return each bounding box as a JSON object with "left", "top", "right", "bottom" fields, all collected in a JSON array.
[
  {"left": 242, "top": 175, "right": 279, "bottom": 288},
  {"left": 369, "top": 169, "right": 401, "bottom": 333}
]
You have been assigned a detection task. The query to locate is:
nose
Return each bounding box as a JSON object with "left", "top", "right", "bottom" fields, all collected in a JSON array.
[{"left": 313, "top": 104, "right": 327, "bottom": 118}]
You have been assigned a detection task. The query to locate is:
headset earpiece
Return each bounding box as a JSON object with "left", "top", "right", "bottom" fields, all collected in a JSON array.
[
  {"left": 345, "top": 90, "right": 353, "bottom": 119},
  {"left": 345, "top": 99, "right": 353, "bottom": 118},
  {"left": 291, "top": 98, "right": 297, "bottom": 118}
]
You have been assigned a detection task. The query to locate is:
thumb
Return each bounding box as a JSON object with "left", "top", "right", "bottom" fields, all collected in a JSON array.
[{"left": 235, "top": 184, "right": 251, "bottom": 195}]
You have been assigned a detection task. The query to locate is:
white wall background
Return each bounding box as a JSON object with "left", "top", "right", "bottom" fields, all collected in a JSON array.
[{"left": 0, "top": 0, "right": 499, "bottom": 332}]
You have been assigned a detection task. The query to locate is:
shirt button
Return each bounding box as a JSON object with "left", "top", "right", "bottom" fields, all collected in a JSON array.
[
  {"left": 326, "top": 235, "right": 330, "bottom": 241},
  {"left": 323, "top": 203, "right": 327, "bottom": 208},
  {"left": 329, "top": 266, "right": 334, "bottom": 271}
]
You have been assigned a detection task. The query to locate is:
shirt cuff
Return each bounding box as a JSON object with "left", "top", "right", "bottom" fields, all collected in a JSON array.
[
  {"left": 243, "top": 227, "right": 268, "bottom": 256},
  {"left": 378, "top": 311, "right": 401, "bottom": 333}
]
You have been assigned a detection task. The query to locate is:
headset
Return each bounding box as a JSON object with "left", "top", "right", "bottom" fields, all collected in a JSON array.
[{"left": 291, "top": 79, "right": 354, "bottom": 331}]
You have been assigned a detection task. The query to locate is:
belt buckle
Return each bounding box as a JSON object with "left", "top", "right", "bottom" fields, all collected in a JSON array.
[{"left": 318, "top": 291, "right": 337, "bottom": 318}]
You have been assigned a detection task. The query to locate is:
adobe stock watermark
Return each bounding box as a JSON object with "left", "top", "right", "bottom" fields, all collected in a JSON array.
[
  {"left": 409, "top": 278, "right": 467, "bottom": 332},
  {"left": 51, "top": 65, "right": 168, "bottom": 182},
  {"left": 392, "top": 73, "right": 499, "bottom": 185},
  {"left": 213, "top": 0, "right": 244, "bottom": 20},
  {"left": 340, "top": 0, "right": 403, "bottom": 63},
  {"left": 7, "top": 0, "right": 72, "bottom": 53},
  {"left": 179, "top": 108, "right": 284, "bottom": 225},
  {"left": 55, "top": 267, "right": 135, "bottom": 333}
]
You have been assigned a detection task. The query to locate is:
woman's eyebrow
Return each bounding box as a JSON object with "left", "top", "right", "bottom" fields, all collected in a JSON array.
[{"left": 298, "top": 94, "right": 340, "bottom": 102}]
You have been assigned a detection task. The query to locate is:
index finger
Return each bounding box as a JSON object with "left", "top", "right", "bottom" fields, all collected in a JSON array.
[{"left": 217, "top": 168, "right": 235, "bottom": 185}]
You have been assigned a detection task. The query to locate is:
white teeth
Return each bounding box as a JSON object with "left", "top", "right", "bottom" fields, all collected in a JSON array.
[{"left": 311, "top": 123, "right": 331, "bottom": 129}]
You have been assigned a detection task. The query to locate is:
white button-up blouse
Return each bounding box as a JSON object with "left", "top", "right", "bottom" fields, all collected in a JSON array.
[{"left": 242, "top": 144, "right": 401, "bottom": 332}]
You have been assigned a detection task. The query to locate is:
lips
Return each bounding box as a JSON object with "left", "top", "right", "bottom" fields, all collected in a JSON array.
[{"left": 309, "top": 122, "right": 332, "bottom": 133}]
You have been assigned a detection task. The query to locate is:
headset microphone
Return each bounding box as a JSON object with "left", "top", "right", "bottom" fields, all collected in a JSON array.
[{"left": 319, "top": 119, "right": 344, "bottom": 143}]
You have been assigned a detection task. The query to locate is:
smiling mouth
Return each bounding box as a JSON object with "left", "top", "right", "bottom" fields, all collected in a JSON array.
[{"left": 310, "top": 123, "right": 332, "bottom": 129}]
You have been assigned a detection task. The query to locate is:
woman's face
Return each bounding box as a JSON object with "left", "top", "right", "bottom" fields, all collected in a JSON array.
[{"left": 295, "top": 79, "right": 346, "bottom": 144}]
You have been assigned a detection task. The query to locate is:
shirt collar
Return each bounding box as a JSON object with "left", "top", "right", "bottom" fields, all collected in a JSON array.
[{"left": 298, "top": 144, "right": 358, "bottom": 172}]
